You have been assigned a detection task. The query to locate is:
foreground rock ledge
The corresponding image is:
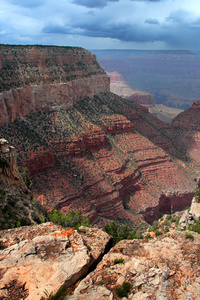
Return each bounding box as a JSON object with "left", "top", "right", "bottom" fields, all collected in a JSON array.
[
  {"left": 67, "top": 230, "right": 200, "bottom": 300},
  {"left": 0, "top": 223, "right": 112, "bottom": 300}
]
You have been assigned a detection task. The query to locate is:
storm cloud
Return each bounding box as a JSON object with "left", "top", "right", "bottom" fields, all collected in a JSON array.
[
  {"left": 73, "top": 0, "right": 119, "bottom": 8},
  {"left": 1, "top": 0, "right": 200, "bottom": 50}
]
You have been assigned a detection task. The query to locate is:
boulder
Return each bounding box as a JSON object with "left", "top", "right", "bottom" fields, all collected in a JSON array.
[{"left": 0, "top": 224, "right": 111, "bottom": 300}]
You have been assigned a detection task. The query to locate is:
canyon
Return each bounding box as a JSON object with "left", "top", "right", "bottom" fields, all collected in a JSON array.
[
  {"left": 1, "top": 44, "right": 200, "bottom": 299},
  {"left": 0, "top": 45, "right": 199, "bottom": 228},
  {"left": 107, "top": 71, "right": 183, "bottom": 123},
  {"left": 94, "top": 49, "right": 200, "bottom": 110}
]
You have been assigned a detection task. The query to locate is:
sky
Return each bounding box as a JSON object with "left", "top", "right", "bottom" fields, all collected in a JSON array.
[{"left": 1, "top": 0, "right": 200, "bottom": 50}]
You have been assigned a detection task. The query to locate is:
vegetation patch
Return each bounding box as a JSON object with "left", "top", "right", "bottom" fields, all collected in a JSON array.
[
  {"left": 115, "top": 281, "right": 131, "bottom": 298},
  {"left": 49, "top": 209, "right": 91, "bottom": 229},
  {"left": 185, "top": 233, "right": 194, "bottom": 239},
  {"left": 114, "top": 258, "right": 124, "bottom": 265},
  {"left": 103, "top": 221, "right": 142, "bottom": 245}
]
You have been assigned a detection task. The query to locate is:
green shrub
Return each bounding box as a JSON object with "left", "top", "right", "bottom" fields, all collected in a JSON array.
[
  {"left": 87, "top": 245, "right": 91, "bottom": 251},
  {"left": 115, "top": 282, "right": 131, "bottom": 298},
  {"left": 185, "top": 233, "right": 194, "bottom": 239},
  {"left": 122, "top": 281, "right": 131, "bottom": 293},
  {"left": 154, "top": 229, "right": 162, "bottom": 237},
  {"left": 164, "top": 226, "right": 169, "bottom": 233},
  {"left": 145, "top": 233, "right": 151, "bottom": 239},
  {"left": 49, "top": 209, "right": 91, "bottom": 229},
  {"left": 152, "top": 220, "right": 158, "bottom": 231},
  {"left": 41, "top": 284, "right": 70, "bottom": 300},
  {"left": 103, "top": 221, "right": 140, "bottom": 245},
  {"left": 0, "top": 157, "right": 9, "bottom": 168},
  {"left": 116, "top": 287, "right": 127, "bottom": 298},
  {"left": 114, "top": 258, "right": 124, "bottom": 265}
]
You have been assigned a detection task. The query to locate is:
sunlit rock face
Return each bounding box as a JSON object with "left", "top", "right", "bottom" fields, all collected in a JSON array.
[
  {"left": 67, "top": 230, "right": 200, "bottom": 300},
  {"left": 0, "top": 223, "right": 112, "bottom": 300},
  {"left": 0, "top": 45, "right": 198, "bottom": 226},
  {"left": 0, "top": 45, "right": 110, "bottom": 125}
]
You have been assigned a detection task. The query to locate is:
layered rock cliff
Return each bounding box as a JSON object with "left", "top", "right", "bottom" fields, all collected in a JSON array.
[
  {"left": 0, "top": 92, "right": 196, "bottom": 226},
  {"left": 0, "top": 45, "right": 110, "bottom": 125},
  {"left": 0, "top": 45, "right": 198, "bottom": 227},
  {"left": 0, "top": 138, "right": 46, "bottom": 229},
  {"left": 165, "top": 99, "right": 200, "bottom": 168}
]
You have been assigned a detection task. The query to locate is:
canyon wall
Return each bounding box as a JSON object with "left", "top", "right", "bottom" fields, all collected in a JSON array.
[
  {"left": 0, "top": 138, "right": 46, "bottom": 229},
  {"left": 0, "top": 45, "right": 198, "bottom": 227},
  {"left": 0, "top": 45, "right": 110, "bottom": 125},
  {"left": 1, "top": 92, "right": 196, "bottom": 226}
]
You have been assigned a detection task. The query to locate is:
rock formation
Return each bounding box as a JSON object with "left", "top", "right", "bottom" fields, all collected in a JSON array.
[
  {"left": 0, "top": 223, "right": 112, "bottom": 300},
  {"left": 179, "top": 196, "right": 200, "bottom": 230},
  {"left": 107, "top": 71, "right": 183, "bottom": 123},
  {"left": 0, "top": 45, "right": 198, "bottom": 227},
  {"left": 68, "top": 230, "right": 200, "bottom": 299},
  {"left": 0, "top": 45, "right": 110, "bottom": 126},
  {"left": 0, "top": 138, "right": 46, "bottom": 229}
]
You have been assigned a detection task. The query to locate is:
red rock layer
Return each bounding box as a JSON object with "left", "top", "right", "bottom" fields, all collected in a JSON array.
[
  {"left": 126, "top": 91, "right": 155, "bottom": 105},
  {"left": 0, "top": 45, "right": 110, "bottom": 125},
  {"left": 30, "top": 126, "right": 195, "bottom": 225},
  {"left": 166, "top": 99, "right": 200, "bottom": 168}
]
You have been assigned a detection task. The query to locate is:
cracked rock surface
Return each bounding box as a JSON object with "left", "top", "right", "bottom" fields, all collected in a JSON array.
[
  {"left": 67, "top": 230, "right": 200, "bottom": 300},
  {"left": 0, "top": 223, "right": 111, "bottom": 300}
]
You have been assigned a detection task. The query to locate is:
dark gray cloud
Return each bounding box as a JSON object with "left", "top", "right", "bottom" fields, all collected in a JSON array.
[
  {"left": 73, "top": 0, "right": 118, "bottom": 9},
  {"left": 2, "top": 0, "right": 200, "bottom": 50},
  {"left": 145, "top": 18, "right": 160, "bottom": 25},
  {"left": 43, "top": 24, "right": 71, "bottom": 35},
  {"left": 43, "top": 19, "right": 164, "bottom": 43}
]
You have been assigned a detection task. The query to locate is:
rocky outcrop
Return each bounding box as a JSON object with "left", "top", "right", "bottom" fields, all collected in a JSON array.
[
  {"left": 0, "top": 138, "right": 26, "bottom": 191},
  {"left": 0, "top": 138, "right": 46, "bottom": 229},
  {"left": 0, "top": 45, "right": 110, "bottom": 125},
  {"left": 179, "top": 196, "right": 200, "bottom": 229},
  {"left": 0, "top": 223, "right": 112, "bottom": 300},
  {"left": 126, "top": 92, "right": 155, "bottom": 105},
  {"left": 68, "top": 230, "right": 200, "bottom": 299},
  {"left": 107, "top": 70, "right": 155, "bottom": 105}
]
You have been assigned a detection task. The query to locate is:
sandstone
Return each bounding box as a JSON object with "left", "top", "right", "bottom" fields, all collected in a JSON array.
[
  {"left": 0, "top": 45, "right": 110, "bottom": 125},
  {"left": 67, "top": 231, "right": 200, "bottom": 300},
  {"left": 0, "top": 45, "right": 198, "bottom": 226},
  {"left": 0, "top": 224, "right": 111, "bottom": 300},
  {"left": 0, "top": 92, "right": 196, "bottom": 226}
]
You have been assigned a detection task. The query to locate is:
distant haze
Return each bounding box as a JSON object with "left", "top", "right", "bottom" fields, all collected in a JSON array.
[{"left": 93, "top": 49, "right": 200, "bottom": 110}]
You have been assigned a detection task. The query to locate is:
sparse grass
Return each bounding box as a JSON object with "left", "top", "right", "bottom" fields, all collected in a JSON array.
[{"left": 40, "top": 285, "right": 70, "bottom": 300}]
